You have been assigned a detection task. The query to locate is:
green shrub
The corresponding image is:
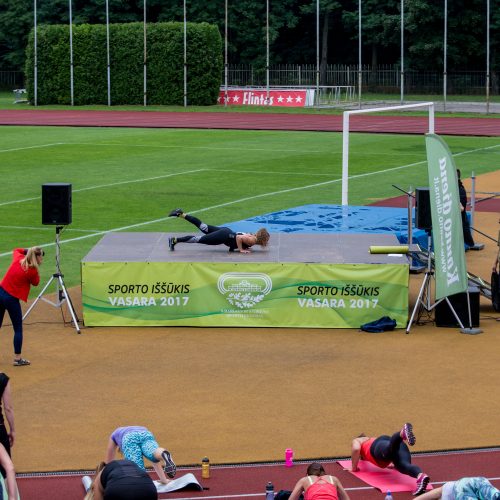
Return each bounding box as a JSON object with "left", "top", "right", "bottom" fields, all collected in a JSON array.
[{"left": 24, "top": 22, "right": 222, "bottom": 105}]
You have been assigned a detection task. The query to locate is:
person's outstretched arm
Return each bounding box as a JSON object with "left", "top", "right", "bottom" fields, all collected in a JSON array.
[
  {"left": 0, "top": 444, "right": 18, "bottom": 500},
  {"left": 236, "top": 234, "right": 252, "bottom": 253},
  {"left": 416, "top": 486, "right": 443, "bottom": 499},
  {"left": 350, "top": 437, "right": 366, "bottom": 472},
  {"left": 2, "top": 381, "right": 15, "bottom": 448},
  {"left": 289, "top": 477, "right": 307, "bottom": 500},
  {"left": 104, "top": 438, "right": 118, "bottom": 463},
  {"left": 333, "top": 476, "right": 351, "bottom": 500},
  {"left": 152, "top": 461, "right": 171, "bottom": 484}
]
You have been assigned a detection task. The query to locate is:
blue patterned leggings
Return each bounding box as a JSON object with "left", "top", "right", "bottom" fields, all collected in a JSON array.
[
  {"left": 454, "top": 477, "right": 500, "bottom": 499},
  {"left": 121, "top": 430, "right": 159, "bottom": 470}
]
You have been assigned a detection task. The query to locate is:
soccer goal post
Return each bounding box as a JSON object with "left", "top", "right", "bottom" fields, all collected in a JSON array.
[{"left": 341, "top": 102, "right": 435, "bottom": 206}]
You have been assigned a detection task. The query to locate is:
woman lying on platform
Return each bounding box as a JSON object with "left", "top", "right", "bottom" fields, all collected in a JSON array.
[
  {"left": 167, "top": 208, "right": 270, "bottom": 254},
  {"left": 417, "top": 476, "right": 500, "bottom": 499},
  {"left": 288, "top": 462, "right": 350, "bottom": 500}
]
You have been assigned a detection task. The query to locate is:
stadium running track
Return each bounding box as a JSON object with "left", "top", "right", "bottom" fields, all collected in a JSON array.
[
  {"left": 3, "top": 108, "right": 500, "bottom": 497},
  {"left": 16, "top": 449, "right": 500, "bottom": 499},
  {"left": 0, "top": 109, "right": 499, "bottom": 136}
]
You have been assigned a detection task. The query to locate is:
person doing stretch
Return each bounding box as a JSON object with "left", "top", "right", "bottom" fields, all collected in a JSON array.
[
  {"left": 167, "top": 208, "right": 270, "bottom": 254},
  {"left": 350, "top": 423, "right": 430, "bottom": 496},
  {"left": 105, "top": 426, "right": 176, "bottom": 485},
  {"left": 417, "top": 476, "right": 500, "bottom": 500},
  {"left": 85, "top": 460, "right": 157, "bottom": 500},
  {"left": 289, "top": 462, "right": 350, "bottom": 500}
]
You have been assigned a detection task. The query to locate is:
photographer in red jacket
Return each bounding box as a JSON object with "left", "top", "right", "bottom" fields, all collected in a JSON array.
[{"left": 0, "top": 247, "right": 44, "bottom": 366}]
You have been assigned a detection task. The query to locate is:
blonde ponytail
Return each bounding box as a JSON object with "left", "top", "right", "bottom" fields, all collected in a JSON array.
[{"left": 20, "top": 247, "right": 44, "bottom": 271}]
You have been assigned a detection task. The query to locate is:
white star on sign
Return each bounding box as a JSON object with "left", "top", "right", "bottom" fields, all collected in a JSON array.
[
  {"left": 295, "top": 95, "right": 303, "bottom": 103},
  {"left": 277, "top": 95, "right": 284, "bottom": 103},
  {"left": 232, "top": 95, "right": 240, "bottom": 103},
  {"left": 286, "top": 95, "right": 293, "bottom": 103}
]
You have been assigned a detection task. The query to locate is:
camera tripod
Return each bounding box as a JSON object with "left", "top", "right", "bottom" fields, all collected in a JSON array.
[{"left": 23, "top": 226, "right": 81, "bottom": 334}]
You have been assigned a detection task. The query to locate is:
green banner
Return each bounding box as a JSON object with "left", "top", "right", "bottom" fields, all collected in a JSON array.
[
  {"left": 82, "top": 261, "right": 408, "bottom": 328},
  {"left": 425, "top": 134, "right": 468, "bottom": 299}
]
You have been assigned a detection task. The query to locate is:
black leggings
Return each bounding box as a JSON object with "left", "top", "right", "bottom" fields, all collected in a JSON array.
[
  {"left": 177, "top": 214, "right": 234, "bottom": 246},
  {"left": 371, "top": 432, "right": 421, "bottom": 478}
]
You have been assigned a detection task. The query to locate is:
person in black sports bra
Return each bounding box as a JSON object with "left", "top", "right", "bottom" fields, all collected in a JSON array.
[{"left": 167, "top": 208, "right": 270, "bottom": 253}]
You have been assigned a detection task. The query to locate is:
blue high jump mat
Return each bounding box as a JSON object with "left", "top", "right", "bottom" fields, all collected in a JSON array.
[{"left": 227, "top": 204, "right": 428, "bottom": 248}]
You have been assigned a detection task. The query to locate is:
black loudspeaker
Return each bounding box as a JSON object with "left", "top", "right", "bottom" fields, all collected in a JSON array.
[
  {"left": 435, "top": 287, "right": 480, "bottom": 327},
  {"left": 415, "top": 187, "right": 432, "bottom": 230},
  {"left": 42, "top": 183, "right": 72, "bottom": 225}
]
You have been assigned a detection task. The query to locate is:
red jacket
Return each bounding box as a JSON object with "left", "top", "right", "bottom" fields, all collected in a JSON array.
[{"left": 0, "top": 248, "right": 40, "bottom": 302}]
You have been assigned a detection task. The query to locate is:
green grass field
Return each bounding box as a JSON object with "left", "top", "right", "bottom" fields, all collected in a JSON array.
[{"left": 1, "top": 125, "right": 499, "bottom": 293}]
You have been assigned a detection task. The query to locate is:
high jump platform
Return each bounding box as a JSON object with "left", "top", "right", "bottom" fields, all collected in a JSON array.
[{"left": 81, "top": 205, "right": 411, "bottom": 329}]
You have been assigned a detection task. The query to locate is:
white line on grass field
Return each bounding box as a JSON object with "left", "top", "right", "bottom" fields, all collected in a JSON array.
[
  {"left": 0, "top": 169, "right": 206, "bottom": 207},
  {"left": 0, "top": 225, "right": 101, "bottom": 233},
  {"left": 1, "top": 143, "right": 499, "bottom": 258},
  {"left": 0, "top": 143, "right": 64, "bottom": 154},
  {"left": 0, "top": 159, "right": 435, "bottom": 258},
  {"left": 61, "top": 142, "right": 332, "bottom": 154}
]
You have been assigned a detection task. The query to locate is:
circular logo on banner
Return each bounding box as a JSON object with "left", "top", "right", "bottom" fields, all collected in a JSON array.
[{"left": 217, "top": 273, "right": 272, "bottom": 309}]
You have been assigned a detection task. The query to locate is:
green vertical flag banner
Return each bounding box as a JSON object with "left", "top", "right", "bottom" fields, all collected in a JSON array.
[{"left": 425, "top": 133, "right": 468, "bottom": 300}]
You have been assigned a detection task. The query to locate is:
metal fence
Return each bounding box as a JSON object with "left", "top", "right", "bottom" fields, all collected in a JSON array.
[
  {"left": 226, "top": 64, "right": 497, "bottom": 96},
  {"left": 0, "top": 71, "right": 24, "bottom": 90},
  {"left": 2, "top": 65, "right": 496, "bottom": 96}
]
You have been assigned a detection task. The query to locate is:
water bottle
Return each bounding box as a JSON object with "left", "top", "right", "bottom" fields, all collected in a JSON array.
[
  {"left": 285, "top": 448, "right": 294, "bottom": 467},
  {"left": 202, "top": 457, "right": 210, "bottom": 479},
  {"left": 265, "top": 481, "right": 274, "bottom": 500},
  {"left": 384, "top": 491, "right": 393, "bottom": 500}
]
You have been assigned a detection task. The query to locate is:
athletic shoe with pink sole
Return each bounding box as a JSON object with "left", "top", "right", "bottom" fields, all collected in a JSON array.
[
  {"left": 413, "top": 473, "right": 430, "bottom": 496},
  {"left": 401, "top": 422, "right": 416, "bottom": 446}
]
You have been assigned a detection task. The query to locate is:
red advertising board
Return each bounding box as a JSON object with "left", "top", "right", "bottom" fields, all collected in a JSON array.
[{"left": 218, "top": 88, "right": 311, "bottom": 107}]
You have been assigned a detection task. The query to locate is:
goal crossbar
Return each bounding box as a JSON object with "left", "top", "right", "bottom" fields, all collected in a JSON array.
[{"left": 341, "top": 102, "right": 435, "bottom": 206}]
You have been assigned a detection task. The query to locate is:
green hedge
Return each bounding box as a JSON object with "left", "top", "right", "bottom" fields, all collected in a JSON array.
[{"left": 24, "top": 22, "right": 222, "bottom": 105}]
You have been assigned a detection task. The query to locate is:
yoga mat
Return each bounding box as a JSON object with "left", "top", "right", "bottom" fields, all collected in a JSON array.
[
  {"left": 337, "top": 460, "right": 432, "bottom": 494},
  {"left": 154, "top": 473, "right": 203, "bottom": 493},
  {"left": 369, "top": 245, "right": 409, "bottom": 254}
]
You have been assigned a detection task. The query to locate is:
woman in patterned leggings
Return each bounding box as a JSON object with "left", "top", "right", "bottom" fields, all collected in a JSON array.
[
  {"left": 418, "top": 476, "right": 500, "bottom": 499},
  {"left": 167, "top": 208, "right": 270, "bottom": 254},
  {"left": 105, "top": 426, "right": 176, "bottom": 485}
]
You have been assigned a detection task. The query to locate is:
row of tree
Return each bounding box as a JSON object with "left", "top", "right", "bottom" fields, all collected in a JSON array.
[{"left": 0, "top": 0, "right": 498, "bottom": 75}]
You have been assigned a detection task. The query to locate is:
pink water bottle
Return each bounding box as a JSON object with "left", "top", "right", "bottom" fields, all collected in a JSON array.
[{"left": 285, "top": 448, "right": 294, "bottom": 467}]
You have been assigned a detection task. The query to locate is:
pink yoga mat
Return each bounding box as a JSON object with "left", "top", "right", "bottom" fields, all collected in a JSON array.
[{"left": 337, "top": 460, "right": 432, "bottom": 494}]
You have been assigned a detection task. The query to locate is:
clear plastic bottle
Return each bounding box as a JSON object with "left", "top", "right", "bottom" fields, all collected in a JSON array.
[
  {"left": 201, "top": 457, "right": 210, "bottom": 479},
  {"left": 384, "top": 491, "right": 393, "bottom": 500},
  {"left": 265, "top": 481, "right": 274, "bottom": 500}
]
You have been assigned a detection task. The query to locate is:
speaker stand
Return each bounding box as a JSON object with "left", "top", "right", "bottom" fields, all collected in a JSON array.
[
  {"left": 406, "top": 232, "right": 474, "bottom": 334},
  {"left": 406, "top": 233, "right": 434, "bottom": 333},
  {"left": 23, "top": 226, "right": 81, "bottom": 334}
]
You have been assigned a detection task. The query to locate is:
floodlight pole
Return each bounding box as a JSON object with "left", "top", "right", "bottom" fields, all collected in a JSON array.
[
  {"left": 34, "top": 0, "right": 38, "bottom": 106},
  {"left": 358, "top": 0, "right": 362, "bottom": 109},
  {"left": 143, "top": 0, "right": 147, "bottom": 107},
  {"left": 183, "top": 0, "right": 187, "bottom": 107},
  {"left": 23, "top": 226, "right": 81, "bottom": 334},
  {"left": 106, "top": 0, "right": 111, "bottom": 106},
  {"left": 265, "top": 0, "right": 270, "bottom": 105},
  {"left": 316, "top": 0, "right": 320, "bottom": 106},
  {"left": 224, "top": 0, "right": 228, "bottom": 107},
  {"left": 400, "top": 0, "right": 404, "bottom": 104},
  {"left": 69, "top": 0, "right": 74, "bottom": 106},
  {"left": 486, "top": 0, "right": 490, "bottom": 114},
  {"left": 443, "top": 0, "right": 447, "bottom": 111}
]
